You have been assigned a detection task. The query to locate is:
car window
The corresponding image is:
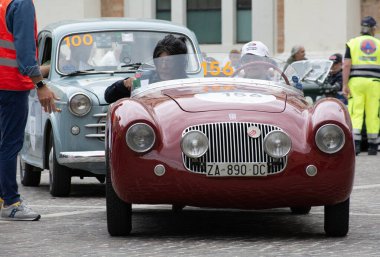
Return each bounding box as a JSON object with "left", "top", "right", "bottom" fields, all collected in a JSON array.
[{"left": 57, "top": 31, "right": 197, "bottom": 75}]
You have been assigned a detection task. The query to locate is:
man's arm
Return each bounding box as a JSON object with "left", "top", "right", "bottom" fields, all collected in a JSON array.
[
  {"left": 342, "top": 45, "right": 352, "bottom": 98},
  {"left": 104, "top": 78, "right": 132, "bottom": 104},
  {"left": 7, "top": 0, "right": 58, "bottom": 113}
]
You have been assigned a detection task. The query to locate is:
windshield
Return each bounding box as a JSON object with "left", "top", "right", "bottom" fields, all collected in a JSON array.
[
  {"left": 131, "top": 53, "right": 301, "bottom": 94},
  {"left": 57, "top": 31, "right": 197, "bottom": 75},
  {"left": 288, "top": 60, "right": 333, "bottom": 83}
]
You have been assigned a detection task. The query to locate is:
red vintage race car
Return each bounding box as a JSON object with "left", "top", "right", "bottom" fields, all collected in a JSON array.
[{"left": 105, "top": 54, "right": 355, "bottom": 237}]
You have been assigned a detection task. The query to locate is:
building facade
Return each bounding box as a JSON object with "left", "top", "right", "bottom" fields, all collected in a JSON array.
[{"left": 34, "top": 0, "right": 378, "bottom": 58}]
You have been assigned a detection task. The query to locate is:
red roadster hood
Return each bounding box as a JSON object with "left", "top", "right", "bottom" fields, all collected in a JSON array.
[{"left": 163, "top": 86, "right": 287, "bottom": 113}]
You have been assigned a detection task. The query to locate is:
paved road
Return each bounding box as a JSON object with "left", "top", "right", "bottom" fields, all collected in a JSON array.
[{"left": 1, "top": 154, "right": 379, "bottom": 257}]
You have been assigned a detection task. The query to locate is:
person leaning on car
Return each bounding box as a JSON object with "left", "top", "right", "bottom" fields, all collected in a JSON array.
[
  {"left": 325, "top": 53, "right": 347, "bottom": 104},
  {"left": 104, "top": 34, "right": 188, "bottom": 104},
  {"left": 342, "top": 16, "right": 380, "bottom": 156},
  {"left": 0, "top": 0, "right": 59, "bottom": 221}
]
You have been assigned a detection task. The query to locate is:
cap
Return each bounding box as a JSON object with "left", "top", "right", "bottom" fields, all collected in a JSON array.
[
  {"left": 241, "top": 41, "right": 269, "bottom": 57},
  {"left": 329, "top": 53, "right": 342, "bottom": 64},
  {"left": 361, "top": 16, "right": 377, "bottom": 27}
]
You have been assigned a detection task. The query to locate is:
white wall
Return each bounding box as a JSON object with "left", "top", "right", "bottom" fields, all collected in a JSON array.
[
  {"left": 283, "top": 0, "right": 361, "bottom": 58},
  {"left": 34, "top": 0, "right": 101, "bottom": 30}
]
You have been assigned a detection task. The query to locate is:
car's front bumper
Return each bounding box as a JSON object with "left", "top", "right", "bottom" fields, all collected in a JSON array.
[{"left": 58, "top": 151, "right": 105, "bottom": 163}]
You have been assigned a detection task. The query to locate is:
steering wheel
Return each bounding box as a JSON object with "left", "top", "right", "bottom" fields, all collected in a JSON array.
[{"left": 232, "top": 61, "right": 290, "bottom": 86}]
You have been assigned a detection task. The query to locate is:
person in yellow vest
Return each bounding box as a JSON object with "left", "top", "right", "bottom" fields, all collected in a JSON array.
[
  {"left": 342, "top": 16, "right": 380, "bottom": 156},
  {"left": 0, "top": 0, "right": 59, "bottom": 221}
]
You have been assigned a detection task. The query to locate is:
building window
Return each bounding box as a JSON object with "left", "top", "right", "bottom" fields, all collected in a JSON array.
[
  {"left": 187, "top": 0, "right": 221, "bottom": 44},
  {"left": 156, "top": 0, "right": 171, "bottom": 21},
  {"left": 237, "top": 0, "right": 252, "bottom": 43}
]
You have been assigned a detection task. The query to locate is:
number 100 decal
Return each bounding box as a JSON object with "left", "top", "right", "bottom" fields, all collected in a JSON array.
[{"left": 63, "top": 34, "right": 94, "bottom": 47}]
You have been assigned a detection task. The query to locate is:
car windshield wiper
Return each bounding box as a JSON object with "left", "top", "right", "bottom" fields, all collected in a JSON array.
[
  {"left": 64, "top": 69, "right": 96, "bottom": 76},
  {"left": 120, "top": 62, "right": 142, "bottom": 68}
]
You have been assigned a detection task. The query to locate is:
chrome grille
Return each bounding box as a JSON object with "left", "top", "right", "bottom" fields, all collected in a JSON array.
[
  {"left": 182, "top": 122, "right": 287, "bottom": 175},
  {"left": 85, "top": 113, "right": 107, "bottom": 140}
]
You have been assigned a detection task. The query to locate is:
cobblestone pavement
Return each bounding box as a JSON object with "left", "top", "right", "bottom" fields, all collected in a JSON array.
[{"left": 0, "top": 155, "right": 379, "bottom": 257}]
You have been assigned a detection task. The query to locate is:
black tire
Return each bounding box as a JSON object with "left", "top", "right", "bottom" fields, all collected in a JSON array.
[
  {"left": 106, "top": 152, "right": 132, "bottom": 236},
  {"left": 172, "top": 204, "right": 185, "bottom": 213},
  {"left": 105, "top": 146, "right": 132, "bottom": 236},
  {"left": 324, "top": 198, "right": 350, "bottom": 237},
  {"left": 19, "top": 158, "right": 42, "bottom": 187},
  {"left": 48, "top": 132, "right": 71, "bottom": 197},
  {"left": 290, "top": 206, "right": 311, "bottom": 215}
]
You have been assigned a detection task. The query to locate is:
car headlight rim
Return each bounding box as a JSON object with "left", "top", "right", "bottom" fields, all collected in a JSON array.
[
  {"left": 263, "top": 130, "right": 292, "bottom": 158},
  {"left": 315, "top": 124, "right": 345, "bottom": 154},
  {"left": 68, "top": 93, "right": 92, "bottom": 116},
  {"left": 181, "top": 130, "right": 209, "bottom": 158},
  {"left": 126, "top": 123, "right": 156, "bottom": 153}
]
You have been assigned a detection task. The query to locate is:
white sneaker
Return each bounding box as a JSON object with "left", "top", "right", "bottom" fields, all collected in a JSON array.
[{"left": 0, "top": 201, "right": 41, "bottom": 221}]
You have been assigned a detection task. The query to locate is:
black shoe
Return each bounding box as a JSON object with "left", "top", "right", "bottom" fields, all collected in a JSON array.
[
  {"left": 355, "top": 140, "right": 361, "bottom": 155},
  {"left": 368, "top": 143, "right": 378, "bottom": 156}
]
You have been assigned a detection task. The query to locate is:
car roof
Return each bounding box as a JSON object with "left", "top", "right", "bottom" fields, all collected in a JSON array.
[{"left": 40, "top": 18, "right": 196, "bottom": 38}]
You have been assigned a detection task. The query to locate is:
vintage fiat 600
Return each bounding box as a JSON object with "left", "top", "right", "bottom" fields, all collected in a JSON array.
[
  {"left": 19, "top": 19, "right": 200, "bottom": 196},
  {"left": 106, "top": 54, "right": 355, "bottom": 237}
]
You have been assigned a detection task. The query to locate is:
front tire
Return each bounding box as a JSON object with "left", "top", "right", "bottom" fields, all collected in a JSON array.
[
  {"left": 290, "top": 206, "right": 311, "bottom": 215},
  {"left": 106, "top": 152, "right": 132, "bottom": 236},
  {"left": 19, "top": 158, "right": 42, "bottom": 187},
  {"left": 324, "top": 198, "right": 350, "bottom": 237},
  {"left": 48, "top": 132, "right": 71, "bottom": 197}
]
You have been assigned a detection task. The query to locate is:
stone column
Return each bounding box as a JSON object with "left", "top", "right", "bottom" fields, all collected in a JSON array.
[
  {"left": 251, "top": 0, "right": 276, "bottom": 55},
  {"left": 171, "top": 0, "right": 186, "bottom": 26},
  {"left": 222, "top": 0, "right": 236, "bottom": 48}
]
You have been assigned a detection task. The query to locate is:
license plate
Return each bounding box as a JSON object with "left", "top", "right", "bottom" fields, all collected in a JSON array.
[{"left": 206, "top": 162, "right": 267, "bottom": 177}]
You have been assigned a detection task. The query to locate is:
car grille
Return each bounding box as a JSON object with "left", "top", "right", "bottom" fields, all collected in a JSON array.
[
  {"left": 182, "top": 122, "right": 288, "bottom": 175},
  {"left": 85, "top": 113, "right": 107, "bottom": 140}
]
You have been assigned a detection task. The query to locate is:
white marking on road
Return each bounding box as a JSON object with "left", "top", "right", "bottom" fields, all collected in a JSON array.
[
  {"left": 42, "top": 208, "right": 105, "bottom": 218},
  {"left": 29, "top": 205, "right": 105, "bottom": 209},
  {"left": 311, "top": 211, "right": 380, "bottom": 217},
  {"left": 353, "top": 184, "right": 380, "bottom": 190}
]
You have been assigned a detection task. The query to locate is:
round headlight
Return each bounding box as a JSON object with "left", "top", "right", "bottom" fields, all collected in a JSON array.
[
  {"left": 264, "top": 130, "right": 292, "bottom": 158},
  {"left": 69, "top": 93, "right": 92, "bottom": 116},
  {"left": 315, "top": 124, "right": 345, "bottom": 154},
  {"left": 181, "top": 131, "right": 209, "bottom": 158},
  {"left": 126, "top": 123, "right": 155, "bottom": 153}
]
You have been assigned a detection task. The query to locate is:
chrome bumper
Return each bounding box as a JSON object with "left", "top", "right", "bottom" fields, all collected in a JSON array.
[{"left": 58, "top": 151, "right": 105, "bottom": 163}]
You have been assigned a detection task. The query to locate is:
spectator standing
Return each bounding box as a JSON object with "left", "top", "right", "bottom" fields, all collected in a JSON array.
[
  {"left": 342, "top": 16, "right": 380, "bottom": 156},
  {"left": 222, "top": 49, "right": 241, "bottom": 71},
  {"left": 284, "top": 45, "right": 307, "bottom": 71},
  {"left": 0, "top": 0, "right": 58, "bottom": 220},
  {"left": 326, "top": 53, "right": 347, "bottom": 104}
]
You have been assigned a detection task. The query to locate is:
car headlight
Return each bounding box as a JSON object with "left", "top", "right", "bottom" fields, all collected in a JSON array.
[
  {"left": 264, "top": 130, "right": 292, "bottom": 158},
  {"left": 126, "top": 123, "right": 155, "bottom": 153},
  {"left": 181, "top": 131, "right": 209, "bottom": 158},
  {"left": 69, "top": 93, "right": 92, "bottom": 116},
  {"left": 315, "top": 124, "right": 345, "bottom": 154}
]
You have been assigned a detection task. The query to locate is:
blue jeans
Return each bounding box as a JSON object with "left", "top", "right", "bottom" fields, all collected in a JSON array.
[{"left": 0, "top": 90, "right": 29, "bottom": 206}]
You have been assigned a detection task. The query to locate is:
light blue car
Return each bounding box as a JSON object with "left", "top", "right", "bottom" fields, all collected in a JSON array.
[{"left": 19, "top": 18, "right": 201, "bottom": 196}]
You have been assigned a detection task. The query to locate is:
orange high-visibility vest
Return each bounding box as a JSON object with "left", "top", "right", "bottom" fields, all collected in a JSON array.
[{"left": 0, "top": 0, "right": 38, "bottom": 90}]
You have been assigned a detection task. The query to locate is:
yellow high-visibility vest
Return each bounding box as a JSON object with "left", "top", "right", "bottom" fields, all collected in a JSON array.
[{"left": 347, "top": 35, "right": 380, "bottom": 78}]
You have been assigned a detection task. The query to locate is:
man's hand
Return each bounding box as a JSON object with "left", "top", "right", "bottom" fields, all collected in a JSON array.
[
  {"left": 36, "top": 86, "right": 60, "bottom": 113},
  {"left": 342, "top": 84, "right": 350, "bottom": 99},
  {"left": 123, "top": 77, "right": 135, "bottom": 90}
]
